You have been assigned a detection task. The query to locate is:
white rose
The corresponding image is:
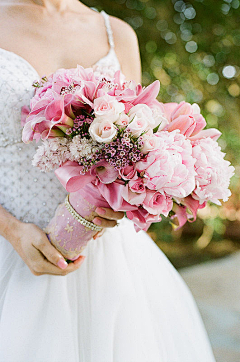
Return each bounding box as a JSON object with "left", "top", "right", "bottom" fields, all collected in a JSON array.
[
  {"left": 128, "top": 104, "right": 156, "bottom": 129},
  {"left": 89, "top": 117, "right": 117, "bottom": 143},
  {"left": 151, "top": 106, "right": 169, "bottom": 130},
  {"left": 140, "top": 134, "right": 161, "bottom": 154},
  {"left": 127, "top": 117, "right": 149, "bottom": 137},
  {"left": 115, "top": 113, "right": 130, "bottom": 127},
  {"left": 94, "top": 94, "right": 125, "bottom": 122}
]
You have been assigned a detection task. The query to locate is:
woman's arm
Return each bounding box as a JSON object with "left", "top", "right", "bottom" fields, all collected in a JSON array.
[
  {"left": 110, "top": 16, "right": 142, "bottom": 84},
  {"left": 0, "top": 204, "right": 123, "bottom": 276}
]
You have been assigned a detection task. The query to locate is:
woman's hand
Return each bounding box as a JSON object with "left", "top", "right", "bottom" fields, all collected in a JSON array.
[
  {"left": 92, "top": 208, "right": 124, "bottom": 240},
  {"left": 9, "top": 222, "right": 85, "bottom": 276},
  {"left": 2, "top": 205, "right": 124, "bottom": 275}
]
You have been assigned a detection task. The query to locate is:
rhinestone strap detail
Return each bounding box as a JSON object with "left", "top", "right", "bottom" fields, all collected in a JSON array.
[
  {"left": 65, "top": 195, "right": 102, "bottom": 232},
  {"left": 101, "top": 11, "right": 115, "bottom": 49}
]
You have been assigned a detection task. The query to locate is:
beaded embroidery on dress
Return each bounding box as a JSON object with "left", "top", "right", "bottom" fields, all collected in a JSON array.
[{"left": 0, "top": 11, "right": 216, "bottom": 362}]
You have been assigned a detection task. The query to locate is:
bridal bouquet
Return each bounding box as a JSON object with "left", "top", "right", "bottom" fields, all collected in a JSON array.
[{"left": 22, "top": 66, "right": 234, "bottom": 260}]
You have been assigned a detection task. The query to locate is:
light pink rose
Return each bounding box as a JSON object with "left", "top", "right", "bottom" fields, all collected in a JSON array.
[
  {"left": 140, "top": 133, "right": 161, "bottom": 154},
  {"left": 94, "top": 94, "right": 125, "bottom": 122},
  {"left": 115, "top": 113, "right": 130, "bottom": 127},
  {"left": 128, "top": 104, "right": 156, "bottom": 129},
  {"left": 127, "top": 116, "right": 149, "bottom": 137},
  {"left": 136, "top": 131, "right": 196, "bottom": 198},
  {"left": 149, "top": 100, "right": 169, "bottom": 130},
  {"left": 192, "top": 137, "right": 234, "bottom": 205},
  {"left": 89, "top": 117, "right": 117, "bottom": 143},
  {"left": 143, "top": 190, "right": 173, "bottom": 216}
]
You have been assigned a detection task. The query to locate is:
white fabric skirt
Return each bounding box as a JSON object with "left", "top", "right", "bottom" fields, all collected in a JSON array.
[{"left": 0, "top": 218, "right": 215, "bottom": 362}]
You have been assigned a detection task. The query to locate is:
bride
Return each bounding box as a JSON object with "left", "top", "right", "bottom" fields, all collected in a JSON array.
[{"left": 0, "top": 0, "right": 216, "bottom": 361}]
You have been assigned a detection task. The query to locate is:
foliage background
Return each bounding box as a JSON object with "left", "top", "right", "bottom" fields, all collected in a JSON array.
[{"left": 84, "top": 0, "right": 240, "bottom": 268}]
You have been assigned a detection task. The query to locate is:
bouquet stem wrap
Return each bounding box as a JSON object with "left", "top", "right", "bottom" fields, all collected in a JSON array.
[{"left": 45, "top": 183, "right": 109, "bottom": 261}]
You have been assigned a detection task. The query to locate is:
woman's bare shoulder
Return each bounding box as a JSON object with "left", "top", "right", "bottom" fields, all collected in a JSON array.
[{"left": 109, "top": 15, "right": 141, "bottom": 83}]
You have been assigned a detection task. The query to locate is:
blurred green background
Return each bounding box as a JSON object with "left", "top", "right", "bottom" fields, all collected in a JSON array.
[{"left": 85, "top": 0, "right": 240, "bottom": 268}]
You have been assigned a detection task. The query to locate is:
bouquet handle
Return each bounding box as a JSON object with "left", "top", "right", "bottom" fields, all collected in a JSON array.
[{"left": 45, "top": 183, "right": 110, "bottom": 261}]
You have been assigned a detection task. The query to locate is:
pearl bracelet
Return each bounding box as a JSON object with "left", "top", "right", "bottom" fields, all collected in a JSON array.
[{"left": 64, "top": 195, "right": 103, "bottom": 232}]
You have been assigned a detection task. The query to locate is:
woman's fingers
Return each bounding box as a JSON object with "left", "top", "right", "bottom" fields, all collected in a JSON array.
[
  {"left": 31, "top": 250, "right": 86, "bottom": 276},
  {"left": 34, "top": 236, "right": 68, "bottom": 269},
  {"left": 93, "top": 217, "right": 117, "bottom": 229},
  {"left": 33, "top": 235, "right": 86, "bottom": 275},
  {"left": 93, "top": 229, "right": 106, "bottom": 240},
  {"left": 95, "top": 207, "right": 124, "bottom": 221},
  {"left": 93, "top": 207, "right": 124, "bottom": 229}
]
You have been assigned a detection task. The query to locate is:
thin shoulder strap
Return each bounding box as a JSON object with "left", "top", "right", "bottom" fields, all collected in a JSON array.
[{"left": 101, "top": 11, "right": 115, "bottom": 49}]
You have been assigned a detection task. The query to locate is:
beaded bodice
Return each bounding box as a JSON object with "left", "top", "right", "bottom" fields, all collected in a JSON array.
[{"left": 0, "top": 11, "right": 121, "bottom": 228}]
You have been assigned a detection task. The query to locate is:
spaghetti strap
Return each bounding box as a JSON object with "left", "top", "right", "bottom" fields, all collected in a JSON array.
[{"left": 100, "top": 11, "right": 115, "bottom": 49}]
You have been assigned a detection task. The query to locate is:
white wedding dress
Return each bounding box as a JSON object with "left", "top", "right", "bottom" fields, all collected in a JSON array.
[{"left": 0, "top": 11, "right": 216, "bottom": 362}]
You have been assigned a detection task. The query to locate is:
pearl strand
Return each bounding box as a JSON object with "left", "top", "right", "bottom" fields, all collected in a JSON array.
[{"left": 64, "top": 195, "right": 102, "bottom": 232}]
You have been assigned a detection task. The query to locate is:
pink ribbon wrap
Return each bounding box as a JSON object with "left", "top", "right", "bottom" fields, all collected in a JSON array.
[{"left": 45, "top": 177, "right": 110, "bottom": 260}]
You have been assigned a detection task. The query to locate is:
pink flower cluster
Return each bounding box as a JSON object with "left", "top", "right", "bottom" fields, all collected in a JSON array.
[{"left": 22, "top": 66, "right": 234, "bottom": 231}]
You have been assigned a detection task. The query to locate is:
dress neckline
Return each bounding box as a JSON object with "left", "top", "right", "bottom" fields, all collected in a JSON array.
[
  {"left": 0, "top": 46, "right": 118, "bottom": 79},
  {"left": 0, "top": 11, "right": 120, "bottom": 79}
]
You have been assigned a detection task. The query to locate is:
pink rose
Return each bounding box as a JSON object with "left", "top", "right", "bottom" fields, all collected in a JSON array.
[
  {"left": 143, "top": 190, "right": 173, "bottom": 216},
  {"left": 119, "top": 164, "right": 137, "bottom": 181},
  {"left": 122, "top": 181, "right": 146, "bottom": 206},
  {"left": 128, "top": 177, "right": 146, "bottom": 193},
  {"left": 89, "top": 117, "right": 117, "bottom": 143},
  {"left": 94, "top": 94, "right": 125, "bottom": 122}
]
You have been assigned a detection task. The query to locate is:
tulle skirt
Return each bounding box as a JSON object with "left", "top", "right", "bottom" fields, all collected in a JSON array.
[{"left": 0, "top": 218, "right": 215, "bottom": 362}]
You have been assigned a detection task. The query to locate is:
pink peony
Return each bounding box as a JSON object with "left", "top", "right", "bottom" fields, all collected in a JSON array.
[
  {"left": 136, "top": 131, "right": 196, "bottom": 199},
  {"left": 192, "top": 137, "right": 235, "bottom": 205}
]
